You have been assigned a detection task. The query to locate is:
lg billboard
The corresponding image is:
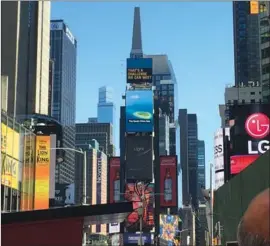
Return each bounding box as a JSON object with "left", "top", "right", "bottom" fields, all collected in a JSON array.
[
  {"left": 125, "top": 90, "right": 154, "bottom": 133},
  {"left": 229, "top": 104, "right": 270, "bottom": 174},
  {"left": 126, "top": 136, "right": 153, "bottom": 180}
]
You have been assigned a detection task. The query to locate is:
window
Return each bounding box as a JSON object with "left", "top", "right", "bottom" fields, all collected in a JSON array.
[
  {"left": 251, "top": 99, "right": 256, "bottom": 103},
  {"left": 250, "top": 92, "right": 255, "bottom": 95}
]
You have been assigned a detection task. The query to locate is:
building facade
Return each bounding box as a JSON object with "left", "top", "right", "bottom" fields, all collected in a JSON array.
[
  {"left": 259, "top": 1, "right": 270, "bottom": 103},
  {"left": 75, "top": 122, "right": 114, "bottom": 156},
  {"left": 1, "top": 1, "right": 51, "bottom": 117},
  {"left": 50, "top": 20, "right": 77, "bottom": 183},
  {"left": 233, "top": 1, "right": 261, "bottom": 86}
]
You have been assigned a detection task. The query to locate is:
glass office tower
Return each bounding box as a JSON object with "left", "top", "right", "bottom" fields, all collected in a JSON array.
[{"left": 50, "top": 20, "right": 77, "bottom": 183}]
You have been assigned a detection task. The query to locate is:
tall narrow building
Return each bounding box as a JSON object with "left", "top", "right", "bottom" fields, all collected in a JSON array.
[
  {"left": 233, "top": 1, "right": 261, "bottom": 86},
  {"left": 50, "top": 20, "right": 77, "bottom": 183},
  {"left": 197, "top": 140, "right": 205, "bottom": 204},
  {"left": 1, "top": 1, "right": 51, "bottom": 117}
]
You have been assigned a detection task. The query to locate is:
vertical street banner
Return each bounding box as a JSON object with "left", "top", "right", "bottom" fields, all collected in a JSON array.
[
  {"left": 109, "top": 157, "right": 120, "bottom": 203},
  {"left": 34, "top": 135, "right": 50, "bottom": 209},
  {"left": 160, "top": 156, "right": 177, "bottom": 207}
]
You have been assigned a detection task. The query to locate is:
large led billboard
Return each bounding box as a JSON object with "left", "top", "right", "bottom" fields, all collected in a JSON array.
[
  {"left": 160, "top": 214, "right": 179, "bottom": 243},
  {"left": 126, "top": 136, "right": 153, "bottom": 180},
  {"left": 126, "top": 58, "right": 152, "bottom": 84},
  {"left": 229, "top": 104, "right": 269, "bottom": 175},
  {"left": 34, "top": 135, "right": 51, "bottom": 209},
  {"left": 160, "top": 156, "right": 177, "bottom": 207},
  {"left": 109, "top": 157, "right": 120, "bottom": 203},
  {"left": 124, "top": 183, "right": 154, "bottom": 231},
  {"left": 126, "top": 90, "right": 153, "bottom": 133},
  {"left": 1, "top": 123, "right": 20, "bottom": 190}
]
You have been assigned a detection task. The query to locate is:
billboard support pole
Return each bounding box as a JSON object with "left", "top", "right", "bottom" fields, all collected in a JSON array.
[{"left": 210, "top": 163, "right": 213, "bottom": 245}]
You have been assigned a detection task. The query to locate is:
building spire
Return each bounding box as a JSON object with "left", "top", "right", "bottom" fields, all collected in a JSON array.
[{"left": 130, "top": 7, "right": 143, "bottom": 58}]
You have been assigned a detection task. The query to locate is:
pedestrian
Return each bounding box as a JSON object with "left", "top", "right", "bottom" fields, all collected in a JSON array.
[{"left": 237, "top": 188, "right": 270, "bottom": 246}]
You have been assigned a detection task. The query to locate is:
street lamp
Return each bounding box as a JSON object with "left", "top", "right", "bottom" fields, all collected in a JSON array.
[{"left": 51, "top": 147, "right": 87, "bottom": 205}]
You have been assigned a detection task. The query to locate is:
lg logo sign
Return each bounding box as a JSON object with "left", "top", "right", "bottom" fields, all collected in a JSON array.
[{"left": 245, "top": 113, "right": 270, "bottom": 154}]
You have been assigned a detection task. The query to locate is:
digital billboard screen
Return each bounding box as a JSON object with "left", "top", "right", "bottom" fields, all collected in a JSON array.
[
  {"left": 123, "top": 233, "right": 152, "bottom": 245},
  {"left": 54, "top": 183, "right": 75, "bottom": 206},
  {"left": 126, "top": 90, "right": 153, "bottom": 133},
  {"left": 230, "top": 155, "right": 260, "bottom": 175},
  {"left": 109, "top": 157, "right": 121, "bottom": 203},
  {"left": 124, "top": 183, "right": 154, "bottom": 231},
  {"left": 160, "top": 214, "right": 179, "bottom": 243},
  {"left": 126, "top": 58, "right": 152, "bottom": 84},
  {"left": 229, "top": 104, "right": 269, "bottom": 156},
  {"left": 160, "top": 156, "right": 177, "bottom": 207},
  {"left": 126, "top": 136, "right": 153, "bottom": 180},
  {"left": 34, "top": 135, "right": 51, "bottom": 209}
]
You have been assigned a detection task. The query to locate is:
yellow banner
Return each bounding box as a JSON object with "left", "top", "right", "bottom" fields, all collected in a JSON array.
[
  {"left": 1, "top": 155, "right": 19, "bottom": 189},
  {"left": 250, "top": 1, "right": 259, "bottom": 14},
  {"left": 1, "top": 123, "right": 20, "bottom": 159},
  {"left": 1, "top": 123, "right": 20, "bottom": 189},
  {"left": 34, "top": 136, "right": 50, "bottom": 210}
]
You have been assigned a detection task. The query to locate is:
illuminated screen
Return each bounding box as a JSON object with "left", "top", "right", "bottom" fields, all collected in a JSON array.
[
  {"left": 125, "top": 90, "right": 153, "bottom": 133},
  {"left": 126, "top": 58, "right": 152, "bottom": 84},
  {"left": 230, "top": 155, "right": 259, "bottom": 174},
  {"left": 124, "top": 183, "right": 154, "bottom": 230},
  {"left": 160, "top": 214, "right": 179, "bottom": 243},
  {"left": 34, "top": 136, "right": 51, "bottom": 209}
]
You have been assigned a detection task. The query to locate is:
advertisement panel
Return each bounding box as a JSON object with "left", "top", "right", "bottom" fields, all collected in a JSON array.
[
  {"left": 126, "top": 136, "right": 153, "bottom": 180},
  {"left": 250, "top": 1, "right": 259, "bottom": 14},
  {"left": 97, "top": 155, "right": 102, "bottom": 204},
  {"left": 160, "top": 214, "right": 179, "bottom": 243},
  {"left": 21, "top": 133, "right": 36, "bottom": 211},
  {"left": 230, "top": 155, "right": 259, "bottom": 175},
  {"left": 125, "top": 90, "right": 153, "bottom": 133},
  {"left": 124, "top": 183, "right": 154, "bottom": 230},
  {"left": 109, "top": 223, "right": 120, "bottom": 234},
  {"left": 215, "top": 171, "right": 225, "bottom": 190},
  {"left": 160, "top": 156, "right": 177, "bottom": 207},
  {"left": 109, "top": 157, "right": 120, "bottom": 203},
  {"left": 123, "top": 233, "right": 151, "bottom": 245},
  {"left": 229, "top": 104, "right": 269, "bottom": 174},
  {"left": 126, "top": 58, "right": 152, "bottom": 84},
  {"left": 34, "top": 135, "right": 51, "bottom": 209},
  {"left": 111, "top": 234, "right": 121, "bottom": 246},
  {"left": 54, "top": 183, "right": 75, "bottom": 206},
  {"left": 1, "top": 123, "right": 20, "bottom": 190}
]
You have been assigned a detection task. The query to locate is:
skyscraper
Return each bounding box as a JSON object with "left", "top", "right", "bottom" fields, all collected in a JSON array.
[
  {"left": 130, "top": 7, "right": 143, "bottom": 58},
  {"left": 75, "top": 122, "right": 114, "bottom": 156},
  {"left": 197, "top": 140, "right": 205, "bottom": 203},
  {"left": 233, "top": 1, "right": 261, "bottom": 86},
  {"left": 179, "top": 109, "right": 199, "bottom": 207},
  {"left": 1, "top": 1, "right": 51, "bottom": 117},
  {"left": 179, "top": 109, "right": 200, "bottom": 245},
  {"left": 50, "top": 20, "right": 77, "bottom": 183},
  {"left": 97, "top": 86, "right": 115, "bottom": 124}
]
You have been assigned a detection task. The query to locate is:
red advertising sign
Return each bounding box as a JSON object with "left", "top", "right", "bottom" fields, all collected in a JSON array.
[
  {"left": 109, "top": 157, "right": 120, "bottom": 203},
  {"left": 124, "top": 183, "right": 154, "bottom": 230},
  {"left": 160, "top": 156, "right": 177, "bottom": 207},
  {"left": 230, "top": 155, "right": 259, "bottom": 174}
]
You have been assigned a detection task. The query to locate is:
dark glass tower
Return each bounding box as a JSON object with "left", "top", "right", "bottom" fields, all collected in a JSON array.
[
  {"left": 197, "top": 140, "right": 205, "bottom": 204},
  {"left": 233, "top": 1, "right": 261, "bottom": 86},
  {"left": 50, "top": 20, "right": 77, "bottom": 183}
]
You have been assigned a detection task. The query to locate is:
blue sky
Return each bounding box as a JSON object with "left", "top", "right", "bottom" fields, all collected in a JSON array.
[{"left": 51, "top": 2, "right": 234, "bottom": 189}]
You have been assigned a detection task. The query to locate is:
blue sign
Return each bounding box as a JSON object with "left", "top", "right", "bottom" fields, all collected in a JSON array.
[
  {"left": 126, "top": 90, "right": 153, "bottom": 133},
  {"left": 123, "top": 233, "right": 151, "bottom": 244}
]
